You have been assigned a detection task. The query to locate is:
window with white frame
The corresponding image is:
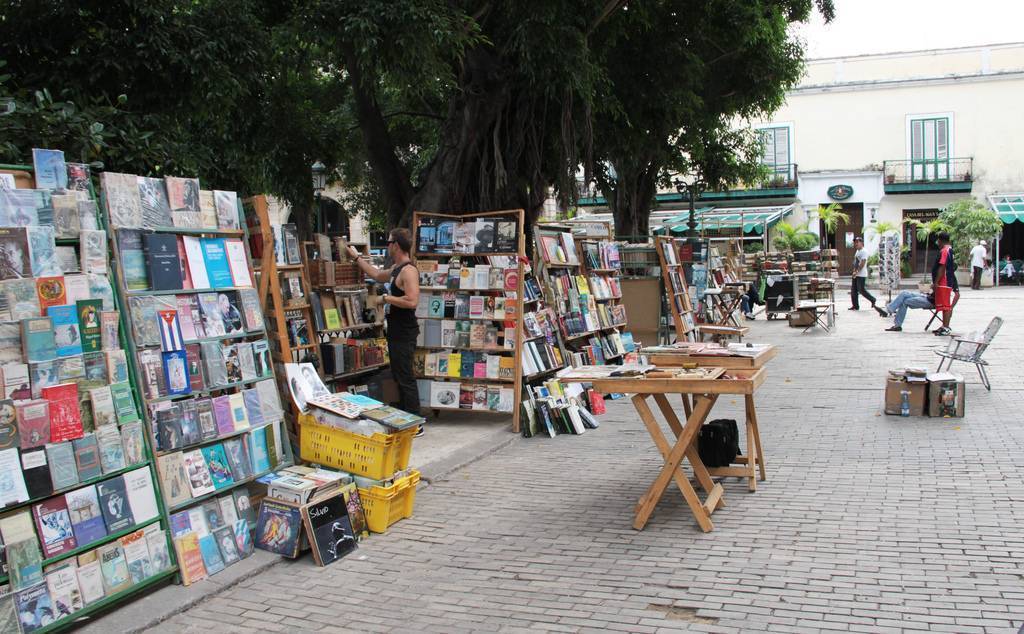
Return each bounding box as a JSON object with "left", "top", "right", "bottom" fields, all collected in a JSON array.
[
  {"left": 909, "top": 116, "right": 950, "bottom": 181},
  {"left": 759, "top": 126, "right": 792, "bottom": 181}
]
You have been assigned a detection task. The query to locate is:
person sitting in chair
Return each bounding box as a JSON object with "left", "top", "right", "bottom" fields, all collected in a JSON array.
[
  {"left": 999, "top": 255, "right": 1016, "bottom": 284},
  {"left": 880, "top": 290, "right": 934, "bottom": 332}
]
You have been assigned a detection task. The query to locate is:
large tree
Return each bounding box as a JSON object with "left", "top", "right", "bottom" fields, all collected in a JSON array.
[{"left": 591, "top": 0, "right": 834, "bottom": 238}]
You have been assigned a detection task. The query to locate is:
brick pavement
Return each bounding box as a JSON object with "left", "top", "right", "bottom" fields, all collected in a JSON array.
[{"left": 147, "top": 287, "right": 1024, "bottom": 633}]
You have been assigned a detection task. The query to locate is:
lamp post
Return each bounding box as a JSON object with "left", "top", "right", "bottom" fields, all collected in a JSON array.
[
  {"left": 311, "top": 160, "right": 326, "bottom": 234},
  {"left": 673, "top": 178, "right": 699, "bottom": 245}
]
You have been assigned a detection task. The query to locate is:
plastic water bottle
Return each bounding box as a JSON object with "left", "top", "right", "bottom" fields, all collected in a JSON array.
[{"left": 900, "top": 391, "right": 910, "bottom": 417}]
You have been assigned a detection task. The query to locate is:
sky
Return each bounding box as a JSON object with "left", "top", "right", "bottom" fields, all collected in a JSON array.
[{"left": 793, "top": 0, "right": 1024, "bottom": 59}]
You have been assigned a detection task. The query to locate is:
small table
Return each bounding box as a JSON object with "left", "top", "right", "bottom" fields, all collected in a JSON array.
[
  {"left": 703, "top": 286, "right": 746, "bottom": 327},
  {"left": 562, "top": 367, "right": 768, "bottom": 532},
  {"left": 793, "top": 300, "right": 835, "bottom": 333}
]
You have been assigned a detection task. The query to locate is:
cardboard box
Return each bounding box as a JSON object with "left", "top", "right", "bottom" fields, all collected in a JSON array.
[
  {"left": 927, "top": 372, "right": 965, "bottom": 417},
  {"left": 787, "top": 310, "right": 815, "bottom": 327},
  {"left": 884, "top": 377, "right": 927, "bottom": 416}
]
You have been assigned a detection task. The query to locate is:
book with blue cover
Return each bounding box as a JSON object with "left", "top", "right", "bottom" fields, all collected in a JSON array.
[
  {"left": 198, "top": 533, "right": 226, "bottom": 574},
  {"left": 20, "top": 318, "right": 57, "bottom": 364},
  {"left": 200, "top": 444, "right": 234, "bottom": 490},
  {"left": 65, "top": 485, "right": 108, "bottom": 545},
  {"left": 31, "top": 148, "right": 68, "bottom": 190},
  {"left": 117, "top": 229, "right": 148, "bottom": 291},
  {"left": 248, "top": 426, "right": 270, "bottom": 474},
  {"left": 200, "top": 238, "right": 234, "bottom": 289},
  {"left": 162, "top": 350, "right": 191, "bottom": 397},
  {"left": 48, "top": 305, "right": 84, "bottom": 358}
]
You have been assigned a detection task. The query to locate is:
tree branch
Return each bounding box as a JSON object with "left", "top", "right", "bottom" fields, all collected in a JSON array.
[{"left": 587, "top": 0, "right": 627, "bottom": 37}]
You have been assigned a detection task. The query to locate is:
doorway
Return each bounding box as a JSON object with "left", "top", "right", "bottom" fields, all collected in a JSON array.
[
  {"left": 820, "top": 203, "right": 863, "bottom": 273},
  {"left": 902, "top": 209, "right": 940, "bottom": 275}
]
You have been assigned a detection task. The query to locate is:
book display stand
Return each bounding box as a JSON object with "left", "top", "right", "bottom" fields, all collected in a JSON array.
[
  {"left": 103, "top": 178, "right": 294, "bottom": 587},
  {"left": 300, "top": 239, "right": 388, "bottom": 389},
  {"left": 578, "top": 236, "right": 630, "bottom": 362},
  {"left": 412, "top": 210, "right": 526, "bottom": 433},
  {"left": 655, "top": 236, "right": 698, "bottom": 343},
  {"left": 0, "top": 159, "right": 177, "bottom": 630},
  {"left": 246, "top": 195, "right": 317, "bottom": 429}
]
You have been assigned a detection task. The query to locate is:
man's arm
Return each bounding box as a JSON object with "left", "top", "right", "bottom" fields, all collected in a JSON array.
[
  {"left": 348, "top": 246, "right": 391, "bottom": 283},
  {"left": 851, "top": 254, "right": 864, "bottom": 276},
  {"left": 386, "top": 265, "right": 419, "bottom": 309}
]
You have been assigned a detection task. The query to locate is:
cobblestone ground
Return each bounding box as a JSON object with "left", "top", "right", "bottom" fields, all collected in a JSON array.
[{"left": 153, "top": 288, "right": 1024, "bottom": 633}]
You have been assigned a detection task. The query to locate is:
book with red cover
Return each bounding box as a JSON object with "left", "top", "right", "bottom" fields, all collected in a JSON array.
[
  {"left": 587, "top": 388, "right": 606, "bottom": 415},
  {"left": 176, "top": 236, "right": 194, "bottom": 290},
  {"left": 33, "top": 496, "right": 78, "bottom": 557},
  {"left": 185, "top": 343, "right": 205, "bottom": 392},
  {"left": 16, "top": 400, "right": 50, "bottom": 449},
  {"left": 41, "top": 383, "right": 83, "bottom": 443},
  {"left": 35, "top": 276, "right": 67, "bottom": 314}
]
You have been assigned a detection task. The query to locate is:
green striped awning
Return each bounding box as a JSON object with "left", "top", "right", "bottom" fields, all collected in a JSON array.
[
  {"left": 988, "top": 194, "right": 1024, "bottom": 223},
  {"left": 658, "top": 204, "right": 794, "bottom": 235}
]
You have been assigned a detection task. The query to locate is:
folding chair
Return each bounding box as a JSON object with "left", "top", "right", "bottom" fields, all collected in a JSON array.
[
  {"left": 935, "top": 316, "right": 1002, "bottom": 390},
  {"left": 924, "top": 309, "right": 941, "bottom": 331}
]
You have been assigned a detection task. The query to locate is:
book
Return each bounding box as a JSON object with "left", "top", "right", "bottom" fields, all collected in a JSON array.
[
  {"left": 97, "top": 541, "right": 132, "bottom": 594},
  {"left": 75, "top": 554, "right": 105, "bottom": 606},
  {"left": 224, "top": 239, "right": 252, "bottom": 287},
  {"left": 213, "top": 525, "right": 240, "bottom": 565},
  {"left": 3, "top": 363, "right": 31, "bottom": 400},
  {"left": 96, "top": 476, "right": 134, "bottom": 533},
  {"left": 301, "top": 492, "right": 357, "bottom": 567},
  {"left": 0, "top": 399, "right": 18, "bottom": 450},
  {"left": 0, "top": 447, "right": 28, "bottom": 507},
  {"left": 239, "top": 288, "right": 264, "bottom": 331},
  {"left": 162, "top": 349, "right": 191, "bottom": 396},
  {"left": 72, "top": 433, "right": 103, "bottom": 481},
  {"left": 232, "top": 518, "right": 253, "bottom": 559},
  {"left": 96, "top": 425, "right": 127, "bottom": 474},
  {"left": 3, "top": 278, "right": 40, "bottom": 321},
  {"left": 109, "top": 382, "right": 139, "bottom": 424},
  {"left": 213, "top": 190, "right": 239, "bottom": 229},
  {"left": 120, "top": 421, "right": 146, "bottom": 466},
  {"left": 47, "top": 305, "right": 82, "bottom": 358},
  {"left": 222, "top": 437, "right": 252, "bottom": 482},
  {"left": 79, "top": 229, "right": 108, "bottom": 276},
  {"left": 122, "top": 468, "right": 158, "bottom": 524},
  {"left": 200, "top": 444, "right": 235, "bottom": 490},
  {"left": 166, "top": 176, "right": 202, "bottom": 227},
  {"left": 197, "top": 532, "right": 225, "bottom": 575},
  {"left": 138, "top": 176, "right": 172, "bottom": 228},
  {"left": 182, "top": 449, "right": 216, "bottom": 498},
  {"left": 19, "top": 448, "right": 51, "bottom": 500},
  {"left": 181, "top": 235, "right": 211, "bottom": 289},
  {"left": 41, "top": 383, "right": 82, "bottom": 443},
  {"left": 172, "top": 532, "right": 207, "bottom": 586},
  {"left": 145, "top": 526, "right": 171, "bottom": 573},
  {"left": 120, "top": 529, "right": 153, "bottom": 584},
  {"left": 101, "top": 172, "right": 141, "bottom": 229},
  {"left": 32, "top": 148, "right": 67, "bottom": 189},
  {"left": 87, "top": 386, "right": 116, "bottom": 428},
  {"left": 157, "top": 453, "right": 192, "bottom": 509},
  {"left": 42, "top": 442, "right": 78, "bottom": 494},
  {"left": 254, "top": 499, "right": 302, "bottom": 557},
  {"left": 248, "top": 426, "right": 270, "bottom": 474},
  {"left": 45, "top": 562, "right": 84, "bottom": 616},
  {"left": 217, "top": 291, "right": 244, "bottom": 334},
  {"left": 117, "top": 229, "right": 149, "bottom": 291},
  {"left": 0, "top": 227, "right": 31, "bottom": 280},
  {"left": 75, "top": 299, "right": 103, "bottom": 353},
  {"left": 13, "top": 582, "right": 53, "bottom": 632},
  {"left": 65, "top": 485, "right": 107, "bottom": 546},
  {"left": 0, "top": 511, "right": 43, "bottom": 588},
  {"left": 143, "top": 232, "right": 183, "bottom": 290},
  {"left": 21, "top": 317, "right": 56, "bottom": 363},
  {"left": 33, "top": 496, "right": 78, "bottom": 557},
  {"left": 105, "top": 349, "right": 129, "bottom": 384},
  {"left": 200, "top": 238, "right": 234, "bottom": 288},
  {"left": 197, "top": 293, "right": 226, "bottom": 337}
]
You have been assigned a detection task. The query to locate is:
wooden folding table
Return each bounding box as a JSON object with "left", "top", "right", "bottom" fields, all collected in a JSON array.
[{"left": 563, "top": 368, "right": 767, "bottom": 532}]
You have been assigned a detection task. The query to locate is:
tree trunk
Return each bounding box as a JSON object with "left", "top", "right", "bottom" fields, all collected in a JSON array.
[{"left": 603, "top": 158, "right": 659, "bottom": 240}]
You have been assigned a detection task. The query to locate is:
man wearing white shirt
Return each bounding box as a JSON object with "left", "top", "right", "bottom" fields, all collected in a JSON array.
[{"left": 970, "top": 240, "right": 988, "bottom": 290}]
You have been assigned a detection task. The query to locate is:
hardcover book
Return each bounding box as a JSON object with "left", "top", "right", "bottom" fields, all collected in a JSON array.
[
  {"left": 143, "top": 232, "right": 183, "bottom": 290},
  {"left": 96, "top": 476, "right": 134, "bottom": 533},
  {"left": 72, "top": 433, "right": 103, "bottom": 481},
  {"left": 65, "top": 485, "right": 107, "bottom": 546},
  {"left": 33, "top": 496, "right": 78, "bottom": 557},
  {"left": 20, "top": 447, "right": 51, "bottom": 500},
  {"left": 117, "top": 229, "right": 149, "bottom": 291}
]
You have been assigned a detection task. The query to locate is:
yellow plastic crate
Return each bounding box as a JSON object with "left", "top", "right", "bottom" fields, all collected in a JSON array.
[
  {"left": 298, "top": 415, "right": 416, "bottom": 480},
  {"left": 358, "top": 470, "right": 421, "bottom": 533}
]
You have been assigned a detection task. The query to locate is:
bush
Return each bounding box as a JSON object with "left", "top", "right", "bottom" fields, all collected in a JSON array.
[
  {"left": 790, "top": 233, "right": 818, "bottom": 251},
  {"left": 939, "top": 198, "right": 1003, "bottom": 265}
]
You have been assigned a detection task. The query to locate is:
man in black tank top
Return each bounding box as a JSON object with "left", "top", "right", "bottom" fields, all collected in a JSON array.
[{"left": 349, "top": 228, "right": 422, "bottom": 425}]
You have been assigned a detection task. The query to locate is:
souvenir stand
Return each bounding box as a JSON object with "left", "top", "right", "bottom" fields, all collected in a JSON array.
[
  {"left": 0, "top": 159, "right": 176, "bottom": 631},
  {"left": 411, "top": 210, "right": 526, "bottom": 433},
  {"left": 103, "top": 175, "right": 294, "bottom": 586}
]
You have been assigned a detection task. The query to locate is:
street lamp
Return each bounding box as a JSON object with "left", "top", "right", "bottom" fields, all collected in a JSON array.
[
  {"left": 673, "top": 177, "right": 699, "bottom": 244},
  {"left": 311, "top": 161, "right": 326, "bottom": 234}
]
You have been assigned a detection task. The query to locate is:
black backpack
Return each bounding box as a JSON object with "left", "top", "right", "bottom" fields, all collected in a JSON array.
[{"left": 698, "top": 419, "right": 741, "bottom": 467}]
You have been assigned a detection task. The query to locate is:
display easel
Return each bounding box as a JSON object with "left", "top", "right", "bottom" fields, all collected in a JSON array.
[
  {"left": 247, "top": 195, "right": 317, "bottom": 433},
  {"left": 106, "top": 190, "right": 294, "bottom": 565},
  {"left": 0, "top": 162, "right": 179, "bottom": 624},
  {"left": 412, "top": 209, "right": 526, "bottom": 433}
]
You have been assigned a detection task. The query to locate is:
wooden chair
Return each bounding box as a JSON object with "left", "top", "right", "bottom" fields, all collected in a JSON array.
[{"left": 935, "top": 316, "right": 1002, "bottom": 391}]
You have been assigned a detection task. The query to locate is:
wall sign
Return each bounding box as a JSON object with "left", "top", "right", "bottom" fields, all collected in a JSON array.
[{"left": 828, "top": 184, "right": 854, "bottom": 201}]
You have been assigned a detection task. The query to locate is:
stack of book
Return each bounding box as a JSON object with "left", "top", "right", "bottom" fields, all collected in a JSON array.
[
  {"left": 415, "top": 350, "right": 515, "bottom": 381},
  {"left": 167, "top": 487, "right": 257, "bottom": 585},
  {"left": 320, "top": 337, "right": 388, "bottom": 377},
  {"left": 536, "top": 231, "right": 579, "bottom": 265},
  {"left": 309, "top": 288, "right": 374, "bottom": 332},
  {"left": 520, "top": 377, "right": 604, "bottom": 439},
  {"left": 581, "top": 240, "right": 622, "bottom": 270}
]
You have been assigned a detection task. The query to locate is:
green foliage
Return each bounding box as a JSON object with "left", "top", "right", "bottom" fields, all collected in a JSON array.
[
  {"left": 773, "top": 221, "right": 816, "bottom": 252},
  {"left": 939, "top": 198, "right": 1003, "bottom": 265},
  {"left": 818, "top": 203, "right": 850, "bottom": 234},
  {"left": 865, "top": 221, "right": 899, "bottom": 239},
  {"left": 744, "top": 241, "right": 766, "bottom": 254},
  {"left": 907, "top": 217, "right": 948, "bottom": 277}
]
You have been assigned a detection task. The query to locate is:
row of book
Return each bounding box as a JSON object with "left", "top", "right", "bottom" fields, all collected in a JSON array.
[
  {"left": 148, "top": 380, "right": 281, "bottom": 454},
  {"left": 0, "top": 408, "right": 145, "bottom": 508},
  {"left": 415, "top": 216, "right": 519, "bottom": 255},
  {"left": 414, "top": 350, "right": 515, "bottom": 381},
  {"left": 320, "top": 339, "right": 387, "bottom": 377},
  {"left": 416, "top": 292, "right": 519, "bottom": 322},
  {"left": 118, "top": 230, "right": 252, "bottom": 292},
  {"left": 415, "top": 259, "right": 519, "bottom": 291},
  {"left": 522, "top": 274, "right": 543, "bottom": 303},
  {"left": 521, "top": 383, "right": 605, "bottom": 439},
  {"left": 309, "top": 289, "right": 376, "bottom": 332},
  {"left": 156, "top": 423, "right": 283, "bottom": 509},
  {"left": 581, "top": 241, "right": 622, "bottom": 271},
  {"left": 1, "top": 272, "right": 114, "bottom": 325},
  {"left": 168, "top": 488, "right": 257, "bottom": 586},
  {"left": 520, "top": 340, "right": 564, "bottom": 377},
  {"left": 568, "top": 331, "right": 633, "bottom": 367},
  {"left": 0, "top": 223, "right": 98, "bottom": 283},
  {"left": 420, "top": 380, "right": 515, "bottom": 413},
  {"left": 536, "top": 231, "right": 579, "bottom": 265},
  {"left": 587, "top": 274, "right": 622, "bottom": 300},
  {"left": 522, "top": 309, "right": 559, "bottom": 341},
  {"left": 306, "top": 259, "right": 362, "bottom": 287},
  {"left": 418, "top": 318, "right": 512, "bottom": 350},
  {"left": 127, "top": 288, "right": 264, "bottom": 347},
  {"left": 100, "top": 168, "right": 241, "bottom": 232},
  {"left": 136, "top": 337, "right": 274, "bottom": 400}
]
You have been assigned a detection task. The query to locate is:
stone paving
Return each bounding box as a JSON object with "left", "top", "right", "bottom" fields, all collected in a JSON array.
[{"left": 148, "top": 287, "right": 1024, "bottom": 633}]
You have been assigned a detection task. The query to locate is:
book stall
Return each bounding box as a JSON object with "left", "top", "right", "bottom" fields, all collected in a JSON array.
[
  {"left": 411, "top": 210, "right": 525, "bottom": 431},
  {"left": 0, "top": 154, "right": 176, "bottom": 632}
]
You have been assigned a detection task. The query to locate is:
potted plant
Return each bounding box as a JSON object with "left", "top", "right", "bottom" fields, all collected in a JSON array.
[
  {"left": 938, "top": 198, "right": 1003, "bottom": 287},
  {"left": 772, "top": 222, "right": 816, "bottom": 253},
  {"left": 818, "top": 203, "right": 850, "bottom": 249},
  {"left": 885, "top": 174, "right": 895, "bottom": 184}
]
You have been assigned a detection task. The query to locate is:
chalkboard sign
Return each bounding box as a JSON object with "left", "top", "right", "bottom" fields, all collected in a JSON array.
[{"left": 301, "top": 493, "right": 357, "bottom": 566}]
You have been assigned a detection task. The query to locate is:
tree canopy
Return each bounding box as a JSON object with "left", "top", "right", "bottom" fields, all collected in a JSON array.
[{"left": 1, "top": 0, "right": 833, "bottom": 236}]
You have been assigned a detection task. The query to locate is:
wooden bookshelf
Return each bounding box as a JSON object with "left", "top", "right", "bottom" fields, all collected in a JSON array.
[
  {"left": 579, "top": 231, "right": 630, "bottom": 361},
  {"left": 0, "top": 161, "right": 179, "bottom": 623},
  {"left": 655, "top": 235, "right": 698, "bottom": 342},
  {"left": 412, "top": 209, "right": 526, "bottom": 433},
  {"left": 105, "top": 187, "right": 294, "bottom": 585}
]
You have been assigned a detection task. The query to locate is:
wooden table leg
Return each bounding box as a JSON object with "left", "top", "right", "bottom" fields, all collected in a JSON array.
[
  {"left": 633, "top": 394, "right": 718, "bottom": 532},
  {"left": 652, "top": 393, "right": 725, "bottom": 509},
  {"left": 746, "top": 393, "right": 767, "bottom": 482},
  {"left": 680, "top": 394, "right": 692, "bottom": 418}
]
